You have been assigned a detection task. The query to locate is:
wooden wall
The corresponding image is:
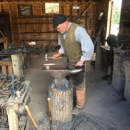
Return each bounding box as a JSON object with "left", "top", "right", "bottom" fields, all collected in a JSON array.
[
  {"left": 0, "top": 0, "right": 108, "bottom": 47},
  {"left": 119, "top": 0, "right": 130, "bottom": 35}
]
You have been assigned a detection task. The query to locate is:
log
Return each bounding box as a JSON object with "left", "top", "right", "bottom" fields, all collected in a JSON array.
[{"left": 50, "top": 87, "right": 73, "bottom": 123}]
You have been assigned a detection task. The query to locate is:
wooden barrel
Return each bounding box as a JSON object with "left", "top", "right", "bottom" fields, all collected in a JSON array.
[{"left": 50, "top": 87, "right": 73, "bottom": 123}]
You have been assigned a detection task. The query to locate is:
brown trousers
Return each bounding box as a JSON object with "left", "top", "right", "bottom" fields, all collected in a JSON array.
[{"left": 75, "top": 85, "right": 86, "bottom": 108}]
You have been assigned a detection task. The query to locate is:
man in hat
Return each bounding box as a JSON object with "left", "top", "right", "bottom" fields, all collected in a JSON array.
[{"left": 52, "top": 14, "right": 94, "bottom": 115}]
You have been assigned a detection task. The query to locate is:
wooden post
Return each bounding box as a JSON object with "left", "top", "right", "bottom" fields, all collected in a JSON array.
[
  {"left": 6, "top": 104, "right": 19, "bottom": 130},
  {"left": 11, "top": 54, "right": 23, "bottom": 76}
]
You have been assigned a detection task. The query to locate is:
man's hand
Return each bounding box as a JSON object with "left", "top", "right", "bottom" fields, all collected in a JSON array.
[
  {"left": 52, "top": 52, "right": 61, "bottom": 59},
  {"left": 75, "top": 60, "right": 84, "bottom": 66}
]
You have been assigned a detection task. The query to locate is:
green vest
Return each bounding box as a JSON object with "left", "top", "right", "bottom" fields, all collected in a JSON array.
[{"left": 59, "top": 23, "right": 82, "bottom": 63}]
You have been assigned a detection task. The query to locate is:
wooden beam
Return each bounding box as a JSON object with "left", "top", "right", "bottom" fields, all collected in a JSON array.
[
  {"left": 0, "top": 61, "right": 12, "bottom": 66},
  {"left": 77, "top": 2, "right": 93, "bottom": 21}
]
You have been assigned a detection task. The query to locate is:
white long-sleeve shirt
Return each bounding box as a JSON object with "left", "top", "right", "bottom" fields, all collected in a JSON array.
[{"left": 58, "top": 23, "right": 94, "bottom": 61}]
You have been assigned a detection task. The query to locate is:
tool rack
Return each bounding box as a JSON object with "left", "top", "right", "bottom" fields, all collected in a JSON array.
[
  {"left": 6, "top": 80, "right": 31, "bottom": 130},
  {"left": 0, "top": 75, "right": 31, "bottom": 130}
]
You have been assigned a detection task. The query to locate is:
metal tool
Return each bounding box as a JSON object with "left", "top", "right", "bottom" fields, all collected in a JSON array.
[{"left": 11, "top": 75, "right": 15, "bottom": 99}]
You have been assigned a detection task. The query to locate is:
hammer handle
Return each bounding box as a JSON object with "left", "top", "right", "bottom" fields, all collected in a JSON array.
[
  {"left": 25, "top": 105, "right": 39, "bottom": 130},
  {"left": 47, "top": 98, "right": 53, "bottom": 130},
  {"left": 7, "top": 76, "right": 20, "bottom": 87},
  {"left": 0, "top": 79, "right": 6, "bottom": 88}
]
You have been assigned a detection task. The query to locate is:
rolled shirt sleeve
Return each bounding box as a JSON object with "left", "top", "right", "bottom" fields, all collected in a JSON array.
[
  {"left": 58, "top": 34, "right": 65, "bottom": 54},
  {"left": 75, "top": 27, "right": 94, "bottom": 61}
]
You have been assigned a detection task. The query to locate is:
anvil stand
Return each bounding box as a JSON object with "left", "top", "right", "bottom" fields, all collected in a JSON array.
[{"left": 43, "top": 69, "right": 82, "bottom": 123}]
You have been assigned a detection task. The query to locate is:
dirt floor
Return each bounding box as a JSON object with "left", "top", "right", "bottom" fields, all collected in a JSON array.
[{"left": 24, "top": 53, "right": 130, "bottom": 130}]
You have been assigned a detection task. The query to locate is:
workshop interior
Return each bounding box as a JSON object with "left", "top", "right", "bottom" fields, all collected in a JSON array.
[{"left": 0, "top": 0, "right": 130, "bottom": 130}]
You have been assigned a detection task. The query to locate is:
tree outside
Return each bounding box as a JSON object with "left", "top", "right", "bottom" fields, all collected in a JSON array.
[{"left": 110, "top": 0, "right": 122, "bottom": 36}]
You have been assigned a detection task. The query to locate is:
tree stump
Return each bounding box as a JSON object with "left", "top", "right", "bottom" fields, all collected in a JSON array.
[{"left": 50, "top": 86, "right": 73, "bottom": 123}]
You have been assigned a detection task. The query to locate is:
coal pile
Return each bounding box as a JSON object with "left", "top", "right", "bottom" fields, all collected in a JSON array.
[{"left": 29, "top": 112, "right": 116, "bottom": 130}]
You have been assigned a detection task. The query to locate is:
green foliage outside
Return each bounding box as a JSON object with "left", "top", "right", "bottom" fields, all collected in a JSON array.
[{"left": 112, "top": 5, "right": 121, "bottom": 24}]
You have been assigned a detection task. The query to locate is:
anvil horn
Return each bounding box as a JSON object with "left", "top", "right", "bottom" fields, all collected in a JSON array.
[{"left": 69, "top": 69, "right": 82, "bottom": 74}]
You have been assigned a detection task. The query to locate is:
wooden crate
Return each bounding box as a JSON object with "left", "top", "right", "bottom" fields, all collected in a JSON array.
[{"left": 0, "top": 58, "right": 13, "bottom": 75}]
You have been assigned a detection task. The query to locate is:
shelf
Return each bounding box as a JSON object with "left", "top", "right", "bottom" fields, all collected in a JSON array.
[
  {"left": 21, "top": 38, "right": 57, "bottom": 41},
  {"left": 12, "top": 21, "right": 82, "bottom": 25},
  {"left": 20, "top": 31, "right": 58, "bottom": 34},
  {"left": 14, "top": 22, "right": 53, "bottom": 24},
  {"left": 17, "top": 15, "right": 88, "bottom": 18}
]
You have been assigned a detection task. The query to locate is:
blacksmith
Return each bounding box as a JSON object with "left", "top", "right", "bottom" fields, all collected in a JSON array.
[{"left": 52, "top": 14, "right": 94, "bottom": 115}]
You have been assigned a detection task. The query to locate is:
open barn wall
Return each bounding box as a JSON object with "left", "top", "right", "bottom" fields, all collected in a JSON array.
[{"left": 0, "top": 0, "right": 108, "bottom": 47}]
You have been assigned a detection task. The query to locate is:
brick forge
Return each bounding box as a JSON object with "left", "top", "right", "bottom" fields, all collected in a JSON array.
[{"left": 112, "top": 52, "right": 130, "bottom": 102}]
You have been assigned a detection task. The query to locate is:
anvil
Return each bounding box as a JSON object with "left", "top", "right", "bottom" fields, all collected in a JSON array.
[{"left": 43, "top": 69, "right": 82, "bottom": 90}]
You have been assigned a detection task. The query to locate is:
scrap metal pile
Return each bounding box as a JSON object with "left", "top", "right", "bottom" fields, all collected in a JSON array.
[{"left": 0, "top": 74, "right": 31, "bottom": 130}]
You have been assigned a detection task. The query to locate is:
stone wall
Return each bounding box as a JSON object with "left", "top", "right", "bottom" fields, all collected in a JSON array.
[{"left": 112, "top": 53, "right": 130, "bottom": 102}]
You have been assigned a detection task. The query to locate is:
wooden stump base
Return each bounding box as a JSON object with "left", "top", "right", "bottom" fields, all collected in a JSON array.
[{"left": 50, "top": 87, "right": 73, "bottom": 123}]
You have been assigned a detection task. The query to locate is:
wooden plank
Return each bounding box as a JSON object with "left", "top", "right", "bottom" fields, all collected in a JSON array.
[
  {"left": 8, "top": 65, "right": 13, "bottom": 75},
  {"left": 0, "top": 37, "right": 5, "bottom": 43},
  {"left": 0, "top": 61, "right": 12, "bottom": 66},
  {"left": 2, "top": 66, "right": 7, "bottom": 74},
  {"left": 6, "top": 104, "right": 19, "bottom": 130},
  {"left": 3, "top": 41, "right": 8, "bottom": 49}
]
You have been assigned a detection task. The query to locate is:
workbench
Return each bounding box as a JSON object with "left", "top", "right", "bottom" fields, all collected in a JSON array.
[{"left": 6, "top": 80, "right": 31, "bottom": 130}]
